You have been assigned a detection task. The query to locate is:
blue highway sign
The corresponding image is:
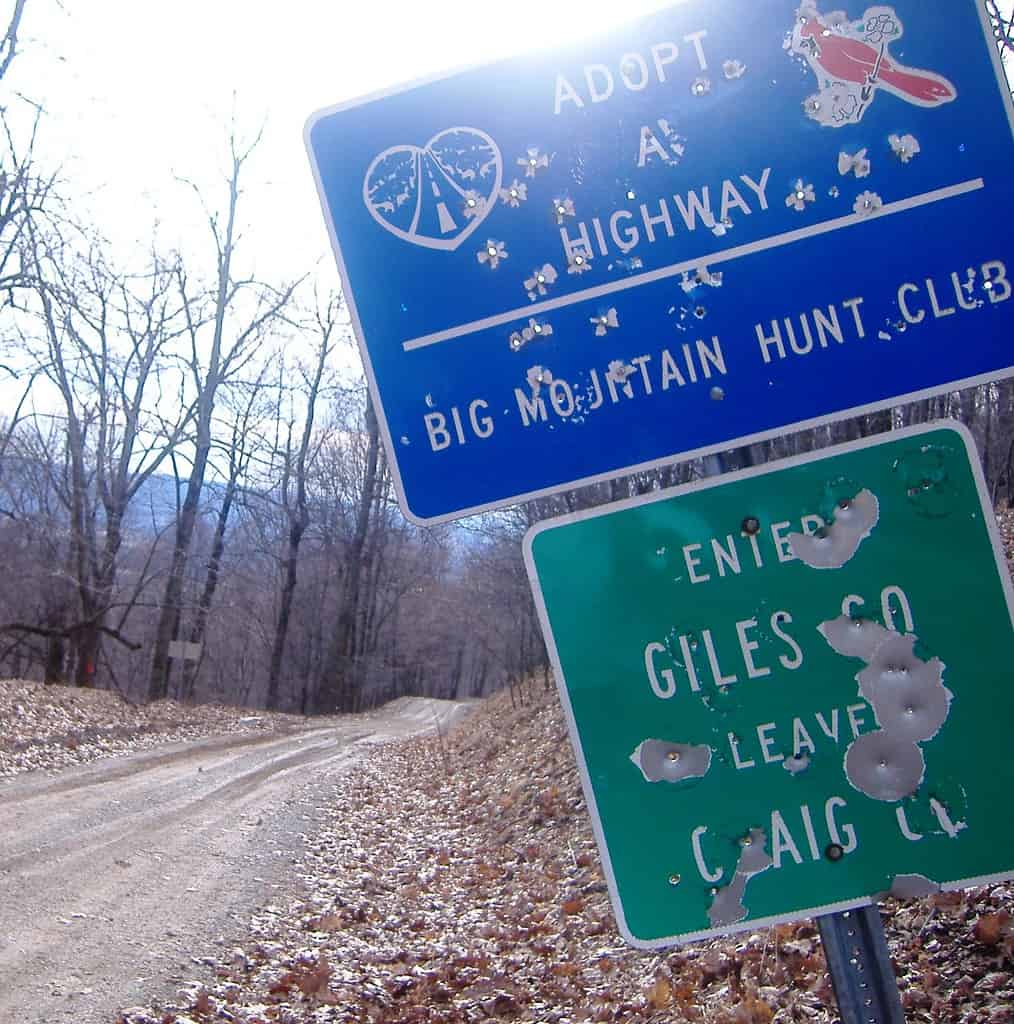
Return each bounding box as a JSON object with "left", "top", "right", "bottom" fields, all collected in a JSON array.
[{"left": 306, "top": 0, "right": 1014, "bottom": 524}]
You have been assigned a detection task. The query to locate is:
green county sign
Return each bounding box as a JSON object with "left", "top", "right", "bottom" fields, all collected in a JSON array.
[{"left": 525, "top": 423, "right": 1014, "bottom": 947}]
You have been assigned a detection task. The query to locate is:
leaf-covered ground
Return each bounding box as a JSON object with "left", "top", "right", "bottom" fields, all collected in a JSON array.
[
  {"left": 997, "top": 508, "right": 1014, "bottom": 569},
  {"left": 0, "top": 679, "right": 302, "bottom": 777},
  {"left": 116, "top": 684, "right": 1013, "bottom": 1024}
]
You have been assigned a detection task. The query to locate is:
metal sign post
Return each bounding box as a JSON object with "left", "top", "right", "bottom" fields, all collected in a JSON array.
[
  {"left": 525, "top": 423, "right": 1014, "bottom": 950},
  {"left": 817, "top": 907, "right": 905, "bottom": 1024},
  {"left": 307, "top": 0, "right": 1014, "bottom": 523}
]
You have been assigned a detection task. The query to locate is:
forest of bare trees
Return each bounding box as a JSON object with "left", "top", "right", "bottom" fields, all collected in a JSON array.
[{"left": 0, "top": 1, "right": 1012, "bottom": 713}]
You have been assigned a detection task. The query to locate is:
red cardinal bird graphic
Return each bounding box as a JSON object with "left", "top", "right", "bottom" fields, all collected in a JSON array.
[{"left": 792, "top": 5, "right": 957, "bottom": 126}]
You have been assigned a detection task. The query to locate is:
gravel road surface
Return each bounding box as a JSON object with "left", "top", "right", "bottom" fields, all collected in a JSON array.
[{"left": 0, "top": 698, "right": 471, "bottom": 1024}]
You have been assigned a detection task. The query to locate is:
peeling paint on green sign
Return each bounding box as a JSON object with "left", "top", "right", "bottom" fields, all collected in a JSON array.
[{"left": 525, "top": 422, "right": 1014, "bottom": 947}]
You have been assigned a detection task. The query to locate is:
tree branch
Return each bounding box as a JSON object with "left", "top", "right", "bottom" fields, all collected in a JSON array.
[
  {"left": 0, "top": 620, "right": 142, "bottom": 651},
  {"left": 0, "top": 0, "right": 28, "bottom": 82}
]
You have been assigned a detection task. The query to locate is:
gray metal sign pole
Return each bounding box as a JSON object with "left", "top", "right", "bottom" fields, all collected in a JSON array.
[{"left": 816, "top": 907, "right": 905, "bottom": 1024}]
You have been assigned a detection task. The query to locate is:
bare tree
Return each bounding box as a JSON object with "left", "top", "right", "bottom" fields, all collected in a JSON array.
[
  {"left": 0, "top": 106, "right": 60, "bottom": 306},
  {"left": 0, "top": 0, "right": 61, "bottom": 301},
  {"left": 987, "top": 1, "right": 1014, "bottom": 56},
  {"left": 0, "top": 418, "right": 76, "bottom": 681},
  {"left": 147, "top": 126, "right": 300, "bottom": 701},
  {"left": 20, "top": 229, "right": 192, "bottom": 685},
  {"left": 316, "top": 392, "right": 381, "bottom": 713},
  {"left": 178, "top": 368, "right": 273, "bottom": 701},
  {"left": 265, "top": 293, "right": 340, "bottom": 708},
  {"left": 0, "top": 362, "right": 37, "bottom": 499}
]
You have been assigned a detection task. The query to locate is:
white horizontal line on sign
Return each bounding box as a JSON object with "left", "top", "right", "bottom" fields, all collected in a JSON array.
[{"left": 401, "top": 178, "right": 985, "bottom": 353}]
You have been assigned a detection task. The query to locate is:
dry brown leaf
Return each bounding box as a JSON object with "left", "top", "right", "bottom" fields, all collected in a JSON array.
[
  {"left": 742, "top": 996, "right": 775, "bottom": 1023},
  {"left": 295, "top": 952, "right": 332, "bottom": 997},
  {"left": 647, "top": 976, "right": 672, "bottom": 1009},
  {"left": 306, "top": 913, "right": 343, "bottom": 933},
  {"left": 268, "top": 974, "right": 295, "bottom": 997},
  {"left": 974, "top": 911, "right": 1011, "bottom": 946}
]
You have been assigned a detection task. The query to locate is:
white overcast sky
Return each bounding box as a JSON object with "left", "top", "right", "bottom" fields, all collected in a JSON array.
[
  {"left": 8, "top": 0, "right": 674, "bottom": 288},
  {"left": 4, "top": 0, "right": 1011, "bottom": 324},
  {"left": 8, "top": 0, "right": 1013, "bottom": 284}
]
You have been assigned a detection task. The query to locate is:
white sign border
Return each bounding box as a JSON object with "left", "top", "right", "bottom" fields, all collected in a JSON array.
[{"left": 523, "top": 420, "right": 1014, "bottom": 948}]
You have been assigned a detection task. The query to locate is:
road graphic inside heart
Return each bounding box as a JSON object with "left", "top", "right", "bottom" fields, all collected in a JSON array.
[{"left": 362, "top": 127, "right": 503, "bottom": 252}]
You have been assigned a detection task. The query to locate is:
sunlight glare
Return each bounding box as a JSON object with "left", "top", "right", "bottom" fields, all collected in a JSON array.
[{"left": 321, "top": 0, "right": 675, "bottom": 103}]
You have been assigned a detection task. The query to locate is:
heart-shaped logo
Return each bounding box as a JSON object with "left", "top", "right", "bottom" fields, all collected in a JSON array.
[{"left": 362, "top": 127, "right": 503, "bottom": 252}]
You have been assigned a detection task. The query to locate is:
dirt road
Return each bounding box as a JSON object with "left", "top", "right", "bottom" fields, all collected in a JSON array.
[{"left": 0, "top": 698, "right": 471, "bottom": 1024}]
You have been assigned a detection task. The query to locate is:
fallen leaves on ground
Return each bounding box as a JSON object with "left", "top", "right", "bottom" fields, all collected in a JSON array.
[
  {"left": 0, "top": 679, "right": 303, "bottom": 777},
  {"left": 115, "top": 682, "right": 1013, "bottom": 1024}
]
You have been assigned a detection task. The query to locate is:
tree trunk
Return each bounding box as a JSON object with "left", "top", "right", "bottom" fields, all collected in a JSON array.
[
  {"left": 43, "top": 603, "right": 67, "bottom": 685},
  {"left": 148, "top": 441, "right": 211, "bottom": 700},
  {"left": 266, "top": 321, "right": 330, "bottom": 709},
  {"left": 73, "top": 623, "right": 100, "bottom": 688},
  {"left": 180, "top": 477, "right": 237, "bottom": 701},
  {"left": 74, "top": 504, "right": 126, "bottom": 690},
  {"left": 266, "top": 515, "right": 306, "bottom": 709},
  {"left": 318, "top": 396, "right": 380, "bottom": 714},
  {"left": 149, "top": 135, "right": 248, "bottom": 702}
]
